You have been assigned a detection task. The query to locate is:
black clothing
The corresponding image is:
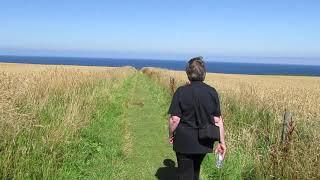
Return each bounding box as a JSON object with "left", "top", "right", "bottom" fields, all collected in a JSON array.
[
  {"left": 176, "top": 152, "right": 206, "bottom": 180},
  {"left": 168, "top": 81, "right": 221, "bottom": 153}
]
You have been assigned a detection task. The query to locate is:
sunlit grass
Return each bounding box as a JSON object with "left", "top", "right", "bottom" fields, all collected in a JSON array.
[
  {"left": 142, "top": 67, "right": 320, "bottom": 179},
  {"left": 0, "top": 63, "right": 136, "bottom": 179},
  {"left": 1, "top": 62, "right": 319, "bottom": 179}
]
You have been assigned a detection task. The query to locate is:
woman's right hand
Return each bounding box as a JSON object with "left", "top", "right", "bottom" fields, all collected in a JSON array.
[{"left": 215, "top": 143, "right": 227, "bottom": 159}]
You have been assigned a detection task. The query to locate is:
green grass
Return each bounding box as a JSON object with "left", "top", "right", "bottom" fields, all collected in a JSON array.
[
  {"left": 2, "top": 70, "right": 318, "bottom": 179},
  {"left": 0, "top": 76, "right": 134, "bottom": 179},
  {"left": 57, "top": 72, "right": 176, "bottom": 179},
  {"left": 201, "top": 98, "right": 278, "bottom": 179},
  {"left": 117, "top": 72, "right": 176, "bottom": 179},
  {"left": 56, "top": 75, "right": 137, "bottom": 179},
  {"left": 1, "top": 71, "right": 176, "bottom": 179}
]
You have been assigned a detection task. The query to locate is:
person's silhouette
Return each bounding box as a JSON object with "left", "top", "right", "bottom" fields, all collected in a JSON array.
[{"left": 155, "top": 159, "right": 178, "bottom": 180}]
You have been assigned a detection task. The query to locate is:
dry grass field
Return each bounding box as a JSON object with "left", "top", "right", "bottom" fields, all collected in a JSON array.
[
  {"left": 142, "top": 67, "right": 320, "bottom": 120},
  {"left": 0, "top": 63, "right": 136, "bottom": 141},
  {"left": 142, "top": 67, "right": 320, "bottom": 179},
  {"left": 0, "top": 63, "right": 136, "bottom": 178},
  {"left": 1, "top": 62, "right": 319, "bottom": 179}
]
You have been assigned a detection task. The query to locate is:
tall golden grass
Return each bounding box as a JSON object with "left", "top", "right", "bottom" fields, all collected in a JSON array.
[
  {"left": 1, "top": 62, "right": 319, "bottom": 179},
  {"left": 0, "top": 63, "right": 136, "bottom": 178},
  {"left": 142, "top": 67, "right": 320, "bottom": 179}
]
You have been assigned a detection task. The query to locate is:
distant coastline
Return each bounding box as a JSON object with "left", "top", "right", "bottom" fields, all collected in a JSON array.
[{"left": 1, "top": 55, "right": 320, "bottom": 76}]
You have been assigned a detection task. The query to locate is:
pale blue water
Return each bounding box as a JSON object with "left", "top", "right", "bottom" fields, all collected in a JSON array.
[{"left": 1, "top": 55, "right": 320, "bottom": 76}]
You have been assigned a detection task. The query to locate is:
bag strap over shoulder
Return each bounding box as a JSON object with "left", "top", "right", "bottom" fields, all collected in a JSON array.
[{"left": 191, "top": 85, "right": 206, "bottom": 128}]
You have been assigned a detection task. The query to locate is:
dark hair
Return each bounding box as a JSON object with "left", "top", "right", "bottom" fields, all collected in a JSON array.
[{"left": 186, "top": 56, "right": 206, "bottom": 81}]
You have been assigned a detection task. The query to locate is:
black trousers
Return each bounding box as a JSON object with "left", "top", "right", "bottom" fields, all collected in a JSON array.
[{"left": 176, "top": 152, "right": 206, "bottom": 180}]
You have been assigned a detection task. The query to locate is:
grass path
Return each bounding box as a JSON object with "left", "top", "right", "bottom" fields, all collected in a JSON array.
[
  {"left": 119, "top": 72, "right": 177, "bottom": 179},
  {"left": 56, "top": 72, "right": 211, "bottom": 179}
]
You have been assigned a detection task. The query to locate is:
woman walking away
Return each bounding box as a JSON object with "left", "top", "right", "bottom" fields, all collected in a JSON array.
[{"left": 168, "top": 57, "right": 226, "bottom": 180}]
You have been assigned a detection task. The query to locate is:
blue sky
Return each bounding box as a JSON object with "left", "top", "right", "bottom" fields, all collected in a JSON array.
[{"left": 0, "top": 0, "right": 320, "bottom": 64}]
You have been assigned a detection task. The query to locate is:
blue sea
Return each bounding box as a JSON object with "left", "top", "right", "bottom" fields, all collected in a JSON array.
[{"left": 1, "top": 55, "right": 320, "bottom": 76}]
